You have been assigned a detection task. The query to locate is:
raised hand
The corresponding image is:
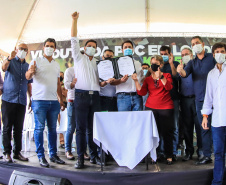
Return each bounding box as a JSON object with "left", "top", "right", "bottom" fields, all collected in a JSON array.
[
  {"left": 72, "top": 11, "right": 79, "bottom": 20},
  {"left": 177, "top": 61, "right": 184, "bottom": 73},
  {"left": 155, "top": 67, "right": 163, "bottom": 79},
  {"left": 120, "top": 74, "right": 129, "bottom": 83},
  {"left": 29, "top": 61, "right": 36, "bottom": 75},
  {"left": 169, "top": 53, "right": 174, "bottom": 64},
  {"left": 8, "top": 47, "right": 17, "bottom": 60},
  {"left": 131, "top": 73, "right": 138, "bottom": 81}
]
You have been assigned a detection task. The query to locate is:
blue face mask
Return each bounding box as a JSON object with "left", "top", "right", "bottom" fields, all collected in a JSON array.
[
  {"left": 143, "top": 69, "right": 148, "bottom": 76},
  {"left": 162, "top": 55, "right": 169, "bottom": 62},
  {"left": 123, "top": 48, "right": 133, "bottom": 56}
]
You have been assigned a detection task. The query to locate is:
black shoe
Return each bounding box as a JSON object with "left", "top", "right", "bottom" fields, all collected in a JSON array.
[
  {"left": 50, "top": 155, "right": 65, "bottom": 164},
  {"left": 198, "top": 154, "right": 204, "bottom": 161},
  {"left": 13, "top": 153, "right": 29, "bottom": 161},
  {"left": 177, "top": 144, "right": 184, "bottom": 149},
  {"left": 39, "top": 157, "right": 49, "bottom": 167},
  {"left": 182, "top": 154, "right": 192, "bottom": 161},
  {"left": 75, "top": 158, "right": 84, "bottom": 169},
  {"left": 172, "top": 155, "right": 177, "bottom": 161},
  {"left": 4, "top": 153, "right": 12, "bottom": 163},
  {"left": 90, "top": 156, "right": 105, "bottom": 166},
  {"left": 195, "top": 156, "right": 212, "bottom": 165}
]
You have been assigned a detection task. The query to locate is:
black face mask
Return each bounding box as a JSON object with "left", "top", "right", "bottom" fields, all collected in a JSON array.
[
  {"left": 103, "top": 56, "right": 111, "bottom": 60},
  {"left": 60, "top": 76, "right": 64, "bottom": 82},
  {"left": 151, "top": 64, "right": 160, "bottom": 72}
]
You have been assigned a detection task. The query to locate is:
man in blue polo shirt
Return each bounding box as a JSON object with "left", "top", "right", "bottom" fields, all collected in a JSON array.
[
  {"left": 177, "top": 36, "right": 216, "bottom": 165},
  {"left": 1, "top": 43, "right": 32, "bottom": 162}
]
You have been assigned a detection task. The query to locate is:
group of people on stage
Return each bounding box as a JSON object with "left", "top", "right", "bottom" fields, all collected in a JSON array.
[{"left": 0, "top": 11, "right": 226, "bottom": 185}]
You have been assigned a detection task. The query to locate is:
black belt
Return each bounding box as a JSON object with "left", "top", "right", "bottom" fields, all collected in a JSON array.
[
  {"left": 117, "top": 92, "right": 138, "bottom": 96},
  {"left": 100, "top": 96, "right": 117, "bottom": 100},
  {"left": 181, "top": 95, "right": 195, "bottom": 98}
]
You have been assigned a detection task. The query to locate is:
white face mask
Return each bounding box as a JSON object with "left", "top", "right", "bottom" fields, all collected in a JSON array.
[
  {"left": 215, "top": 53, "right": 226, "bottom": 64},
  {"left": 17, "top": 50, "right": 27, "bottom": 59},
  {"left": 44, "top": 47, "right": 55, "bottom": 56},
  {"left": 85, "top": 47, "right": 96, "bottom": 56},
  {"left": 192, "top": 44, "right": 203, "bottom": 54},
  {"left": 182, "top": 55, "right": 191, "bottom": 65}
]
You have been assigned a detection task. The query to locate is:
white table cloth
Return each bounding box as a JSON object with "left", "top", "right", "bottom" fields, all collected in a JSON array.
[{"left": 93, "top": 111, "right": 159, "bottom": 170}]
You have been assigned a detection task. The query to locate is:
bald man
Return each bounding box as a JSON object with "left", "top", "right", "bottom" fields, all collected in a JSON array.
[{"left": 2, "top": 43, "right": 32, "bottom": 162}]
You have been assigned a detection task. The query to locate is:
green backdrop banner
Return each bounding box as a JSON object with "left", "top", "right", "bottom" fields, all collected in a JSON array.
[{"left": 26, "top": 37, "right": 226, "bottom": 72}]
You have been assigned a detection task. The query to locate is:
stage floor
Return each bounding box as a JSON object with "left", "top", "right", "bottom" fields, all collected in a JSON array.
[
  {"left": 0, "top": 139, "right": 214, "bottom": 173},
  {"left": 0, "top": 140, "right": 220, "bottom": 185}
]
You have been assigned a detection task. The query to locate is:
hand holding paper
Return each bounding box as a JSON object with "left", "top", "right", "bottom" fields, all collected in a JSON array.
[{"left": 120, "top": 74, "right": 129, "bottom": 83}]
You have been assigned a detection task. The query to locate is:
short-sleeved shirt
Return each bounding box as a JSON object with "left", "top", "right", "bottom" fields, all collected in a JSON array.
[
  {"left": 2, "top": 56, "right": 32, "bottom": 106},
  {"left": 184, "top": 52, "right": 216, "bottom": 101},
  {"left": 29, "top": 56, "right": 60, "bottom": 100}
]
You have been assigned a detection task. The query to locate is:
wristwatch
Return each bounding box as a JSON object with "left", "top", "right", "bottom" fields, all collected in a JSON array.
[{"left": 7, "top": 56, "right": 11, "bottom": 62}]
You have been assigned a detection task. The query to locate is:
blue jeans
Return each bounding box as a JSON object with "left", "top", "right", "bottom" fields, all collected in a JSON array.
[
  {"left": 195, "top": 100, "right": 212, "bottom": 157},
  {"left": 117, "top": 93, "right": 143, "bottom": 111},
  {"left": 173, "top": 99, "right": 179, "bottom": 155},
  {"left": 212, "top": 126, "right": 226, "bottom": 185},
  {"left": 65, "top": 102, "right": 76, "bottom": 152},
  {"left": 32, "top": 100, "right": 60, "bottom": 159},
  {"left": 74, "top": 90, "right": 100, "bottom": 159}
]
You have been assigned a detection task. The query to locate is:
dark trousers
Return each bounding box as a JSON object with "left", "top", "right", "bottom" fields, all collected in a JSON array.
[
  {"left": 195, "top": 100, "right": 212, "bottom": 157},
  {"left": 100, "top": 96, "right": 118, "bottom": 111},
  {"left": 181, "top": 97, "right": 202, "bottom": 155},
  {"left": 1, "top": 100, "right": 26, "bottom": 155},
  {"left": 74, "top": 90, "right": 100, "bottom": 160},
  {"left": 145, "top": 107, "right": 174, "bottom": 158}
]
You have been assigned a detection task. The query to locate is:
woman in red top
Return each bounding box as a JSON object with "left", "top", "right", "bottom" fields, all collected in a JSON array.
[{"left": 132, "top": 55, "right": 174, "bottom": 165}]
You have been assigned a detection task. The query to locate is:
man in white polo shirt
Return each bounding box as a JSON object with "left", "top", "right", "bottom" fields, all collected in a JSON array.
[
  {"left": 111, "top": 40, "right": 144, "bottom": 111},
  {"left": 71, "top": 12, "right": 114, "bottom": 169},
  {"left": 26, "top": 38, "right": 66, "bottom": 168}
]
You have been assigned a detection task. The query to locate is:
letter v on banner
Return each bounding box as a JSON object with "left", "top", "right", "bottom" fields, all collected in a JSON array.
[{"left": 30, "top": 50, "right": 42, "bottom": 59}]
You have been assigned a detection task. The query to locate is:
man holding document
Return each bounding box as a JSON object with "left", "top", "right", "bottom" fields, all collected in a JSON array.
[
  {"left": 99, "top": 49, "right": 118, "bottom": 111},
  {"left": 111, "top": 40, "right": 144, "bottom": 111},
  {"left": 71, "top": 11, "right": 114, "bottom": 169}
]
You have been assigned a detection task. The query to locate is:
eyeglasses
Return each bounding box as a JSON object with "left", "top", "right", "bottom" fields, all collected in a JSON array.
[{"left": 18, "top": 47, "right": 28, "bottom": 52}]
